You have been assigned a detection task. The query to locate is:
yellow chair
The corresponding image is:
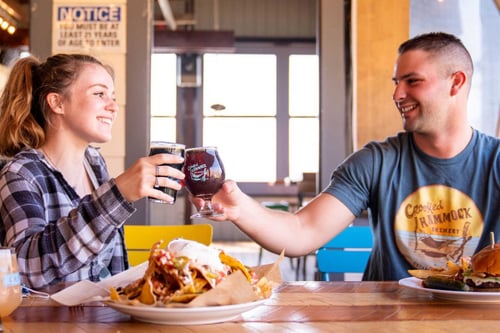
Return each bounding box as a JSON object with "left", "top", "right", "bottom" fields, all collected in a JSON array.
[{"left": 124, "top": 224, "right": 213, "bottom": 266}]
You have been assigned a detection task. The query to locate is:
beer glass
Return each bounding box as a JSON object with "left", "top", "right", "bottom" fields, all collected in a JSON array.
[
  {"left": 0, "top": 247, "right": 22, "bottom": 319},
  {"left": 183, "top": 146, "right": 225, "bottom": 218},
  {"left": 149, "top": 141, "right": 185, "bottom": 204}
]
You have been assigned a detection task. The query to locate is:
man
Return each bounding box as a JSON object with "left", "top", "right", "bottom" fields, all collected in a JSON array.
[{"left": 195, "top": 32, "right": 500, "bottom": 281}]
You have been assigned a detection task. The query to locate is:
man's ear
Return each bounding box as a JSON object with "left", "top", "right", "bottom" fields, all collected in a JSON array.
[
  {"left": 450, "top": 71, "right": 466, "bottom": 96},
  {"left": 46, "top": 93, "right": 64, "bottom": 114}
]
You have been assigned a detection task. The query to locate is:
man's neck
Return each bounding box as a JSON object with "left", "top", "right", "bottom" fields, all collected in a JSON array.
[{"left": 412, "top": 126, "right": 473, "bottom": 159}]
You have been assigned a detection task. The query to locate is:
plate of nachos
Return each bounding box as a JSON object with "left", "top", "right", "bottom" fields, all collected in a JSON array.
[{"left": 104, "top": 239, "right": 281, "bottom": 324}]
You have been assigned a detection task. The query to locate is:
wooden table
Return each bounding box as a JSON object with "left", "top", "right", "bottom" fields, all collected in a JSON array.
[{"left": 4, "top": 281, "right": 500, "bottom": 332}]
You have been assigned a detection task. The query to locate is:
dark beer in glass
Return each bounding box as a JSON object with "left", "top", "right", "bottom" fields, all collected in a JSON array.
[
  {"left": 149, "top": 141, "right": 185, "bottom": 204},
  {"left": 184, "top": 146, "right": 225, "bottom": 218}
]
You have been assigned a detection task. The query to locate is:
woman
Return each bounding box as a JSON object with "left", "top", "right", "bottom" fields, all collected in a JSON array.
[{"left": 0, "top": 54, "right": 184, "bottom": 288}]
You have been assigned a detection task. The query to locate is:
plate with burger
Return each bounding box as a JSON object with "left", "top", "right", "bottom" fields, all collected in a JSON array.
[{"left": 400, "top": 235, "right": 500, "bottom": 303}]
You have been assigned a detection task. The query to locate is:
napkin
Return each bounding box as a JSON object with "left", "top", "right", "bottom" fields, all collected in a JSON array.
[{"left": 50, "top": 262, "right": 148, "bottom": 306}]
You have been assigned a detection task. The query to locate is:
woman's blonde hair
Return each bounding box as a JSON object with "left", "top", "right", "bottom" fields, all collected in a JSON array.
[{"left": 0, "top": 53, "right": 107, "bottom": 157}]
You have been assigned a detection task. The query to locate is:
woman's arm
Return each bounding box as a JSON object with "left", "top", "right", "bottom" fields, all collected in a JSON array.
[{"left": 0, "top": 159, "right": 134, "bottom": 288}]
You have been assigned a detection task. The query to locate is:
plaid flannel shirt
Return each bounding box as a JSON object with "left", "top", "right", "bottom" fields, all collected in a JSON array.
[{"left": 0, "top": 147, "right": 135, "bottom": 289}]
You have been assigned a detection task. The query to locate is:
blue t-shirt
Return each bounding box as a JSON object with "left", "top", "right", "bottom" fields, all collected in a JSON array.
[{"left": 324, "top": 129, "right": 500, "bottom": 281}]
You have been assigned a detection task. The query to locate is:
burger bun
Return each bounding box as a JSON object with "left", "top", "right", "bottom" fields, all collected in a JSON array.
[{"left": 471, "top": 243, "right": 500, "bottom": 276}]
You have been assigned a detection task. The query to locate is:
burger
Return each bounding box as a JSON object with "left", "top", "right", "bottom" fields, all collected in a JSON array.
[
  {"left": 419, "top": 240, "right": 500, "bottom": 292},
  {"left": 463, "top": 243, "right": 500, "bottom": 291}
]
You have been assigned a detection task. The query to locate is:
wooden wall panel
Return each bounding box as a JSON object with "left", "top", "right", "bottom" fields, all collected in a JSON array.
[{"left": 355, "top": 0, "right": 409, "bottom": 149}]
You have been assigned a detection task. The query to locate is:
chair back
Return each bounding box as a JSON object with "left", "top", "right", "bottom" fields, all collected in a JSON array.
[
  {"left": 316, "top": 226, "right": 373, "bottom": 281},
  {"left": 124, "top": 224, "right": 213, "bottom": 266}
]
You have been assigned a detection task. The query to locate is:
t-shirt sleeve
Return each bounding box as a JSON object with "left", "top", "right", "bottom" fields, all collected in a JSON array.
[{"left": 323, "top": 145, "right": 377, "bottom": 217}]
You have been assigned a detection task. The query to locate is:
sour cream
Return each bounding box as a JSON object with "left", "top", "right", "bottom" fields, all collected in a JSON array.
[{"left": 168, "top": 239, "right": 225, "bottom": 272}]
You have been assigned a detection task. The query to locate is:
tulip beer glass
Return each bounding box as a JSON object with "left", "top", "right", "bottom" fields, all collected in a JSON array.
[
  {"left": 184, "top": 146, "right": 225, "bottom": 218},
  {"left": 149, "top": 141, "right": 185, "bottom": 204},
  {"left": 0, "top": 247, "right": 22, "bottom": 319}
]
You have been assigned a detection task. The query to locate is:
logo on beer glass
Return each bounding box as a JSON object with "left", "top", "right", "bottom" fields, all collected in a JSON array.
[{"left": 187, "top": 163, "right": 208, "bottom": 182}]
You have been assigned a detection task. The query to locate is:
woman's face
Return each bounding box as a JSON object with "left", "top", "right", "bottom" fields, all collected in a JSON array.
[{"left": 55, "top": 63, "right": 118, "bottom": 145}]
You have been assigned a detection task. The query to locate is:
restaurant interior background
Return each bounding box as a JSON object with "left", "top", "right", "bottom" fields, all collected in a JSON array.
[{"left": 0, "top": 0, "right": 498, "bottom": 242}]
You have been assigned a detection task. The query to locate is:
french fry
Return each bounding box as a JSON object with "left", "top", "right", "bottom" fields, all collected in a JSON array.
[
  {"left": 408, "top": 259, "right": 465, "bottom": 280},
  {"left": 460, "top": 256, "right": 471, "bottom": 272},
  {"left": 446, "top": 260, "right": 461, "bottom": 274},
  {"left": 407, "top": 269, "right": 454, "bottom": 279}
]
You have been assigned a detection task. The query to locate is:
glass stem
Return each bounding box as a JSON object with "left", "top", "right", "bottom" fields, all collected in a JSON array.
[{"left": 199, "top": 200, "right": 214, "bottom": 216}]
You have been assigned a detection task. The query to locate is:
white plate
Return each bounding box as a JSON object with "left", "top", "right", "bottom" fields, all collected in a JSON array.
[
  {"left": 399, "top": 277, "right": 500, "bottom": 303},
  {"left": 104, "top": 299, "right": 267, "bottom": 325}
]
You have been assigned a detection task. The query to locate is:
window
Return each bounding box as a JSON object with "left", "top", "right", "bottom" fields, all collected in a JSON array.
[
  {"left": 150, "top": 53, "right": 177, "bottom": 143},
  {"left": 288, "top": 55, "right": 319, "bottom": 181},
  {"left": 150, "top": 43, "right": 318, "bottom": 195},
  {"left": 202, "top": 54, "right": 277, "bottom": 182}
]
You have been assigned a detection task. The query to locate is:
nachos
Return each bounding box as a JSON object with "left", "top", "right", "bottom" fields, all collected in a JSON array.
[{"left": 110, "top": 239, "right": 275, "bottom": 306}]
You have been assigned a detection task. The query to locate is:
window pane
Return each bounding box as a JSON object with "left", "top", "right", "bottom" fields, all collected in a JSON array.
[
  {"left": 151, "top": 54, "right": 177, "bottom": 142},
  {"left": 289, "top": 55, "right": 319, "bottom": 117},
  {"left": 203, "top": 118, "right": 276, "bottom": 182},
  {"left": 289, "top": 118, "right": 319, "bottom": 181},
  {"left": 203, "top": 54, "right": 276, "bottom": 117},
  {"left": 150, "top": 117, "right": 176, "bottom": 143},
  {"left": 151, "top": 53, "right": 176, "bottom": 117}
]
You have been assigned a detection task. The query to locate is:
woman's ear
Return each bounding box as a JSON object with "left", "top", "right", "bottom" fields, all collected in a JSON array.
[{"left": 46, "top": 93, "right": 64, "bottom": 114}]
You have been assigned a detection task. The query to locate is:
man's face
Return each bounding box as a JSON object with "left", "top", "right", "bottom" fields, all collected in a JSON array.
[{"left": 392, "top": 50, "right": 455, "bottom": 134}]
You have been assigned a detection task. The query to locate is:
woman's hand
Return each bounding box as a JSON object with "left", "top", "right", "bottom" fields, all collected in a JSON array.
[{"left": 114, "top": 153, "right": 184, "bottom": 203}]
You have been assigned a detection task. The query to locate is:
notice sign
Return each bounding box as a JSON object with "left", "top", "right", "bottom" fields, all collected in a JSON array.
[{"left": 52, "top": 1, "right": 126, "bottom": 53}]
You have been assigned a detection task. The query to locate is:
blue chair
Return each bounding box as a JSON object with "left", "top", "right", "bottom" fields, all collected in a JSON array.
[{"left": 316, "top": 226, "right": 373, "bottom": 281}]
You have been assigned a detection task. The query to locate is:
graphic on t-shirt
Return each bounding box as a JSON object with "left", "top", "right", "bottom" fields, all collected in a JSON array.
[{"left": 394, "top": 185, "right": 483, "bottom": 269}]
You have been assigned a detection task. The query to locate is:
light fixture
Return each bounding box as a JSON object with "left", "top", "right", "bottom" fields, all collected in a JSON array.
[
  {"left": 0, "top": 0, "right": 20, "bottom": 35},
  {"left": 0, "top": 16, "right": 17, "bottom": 34},
  {"left": 210, "top": 104, "right": 226, "bottom": 111}
]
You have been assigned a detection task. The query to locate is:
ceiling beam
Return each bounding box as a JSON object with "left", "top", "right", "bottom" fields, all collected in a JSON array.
[{"left": 154, "top": 28, "right": 234, "bottom": 53}]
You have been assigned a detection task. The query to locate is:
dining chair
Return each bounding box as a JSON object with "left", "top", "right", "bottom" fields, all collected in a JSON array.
[
  {"left": 123, "top": 224, "right": 213, "bottom": 266},
  {"left": 316, "top": 225, "right": 373, "bottom": 281}
]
